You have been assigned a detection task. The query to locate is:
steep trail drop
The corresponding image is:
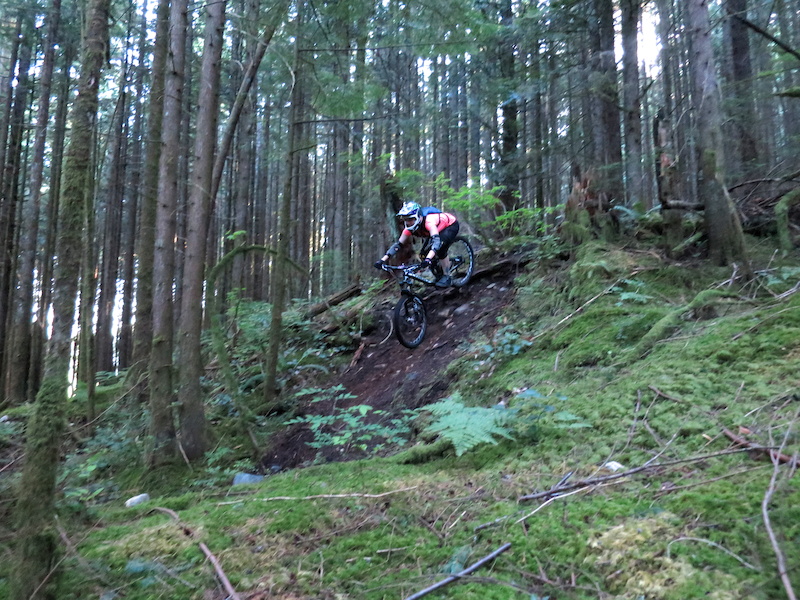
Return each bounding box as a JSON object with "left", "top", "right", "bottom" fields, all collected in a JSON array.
[{"left": 262, "top": 258, "right": 525, "bottom": 470}]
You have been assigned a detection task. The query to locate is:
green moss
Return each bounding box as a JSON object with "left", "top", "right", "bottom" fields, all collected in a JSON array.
[{"left": 16, "top": 241, "right": 800, "bottom": 600}]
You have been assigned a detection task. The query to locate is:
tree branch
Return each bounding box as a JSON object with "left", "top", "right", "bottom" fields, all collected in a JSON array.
[
  {"left": 402, "top": 543, "right": 512, "bottom": 600},
  {"left": 726, "top": 10, "right": 800, "bottom": 62},
  {"left": 199, "top": 542, "right": 242, "bottom": 600}
]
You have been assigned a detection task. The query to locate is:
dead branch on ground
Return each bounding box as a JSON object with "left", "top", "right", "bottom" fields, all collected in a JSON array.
[
  {"left": 199, "top": 542, "right": 242, "bottom": 600},
  {"left": 722, "top": 428, "right": 798, "bottom": 468},
  {"left": 217, "top": 485, "right": 418, "bottom": 505},
  {"left": 150, "top": 507, "right": 242, "bottom": 600},
  {"left": 518, "top": 447, "right": 764, "bottom": 502},
  {"left": 762, "top": 414, "right": 799, "bottom": 600},
  {"left": 402, "top": 542, "right": 511, "bottom": 600}
]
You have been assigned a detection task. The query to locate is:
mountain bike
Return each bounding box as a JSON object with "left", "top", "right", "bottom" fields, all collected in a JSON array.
[{"left": 381, "top": 236, "right": 475, "bottom": 348}]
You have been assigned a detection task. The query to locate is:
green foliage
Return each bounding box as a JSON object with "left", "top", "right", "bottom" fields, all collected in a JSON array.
[
  {"left": 610, "top": 278, "right": 653, "bottom": 305},
  {"left": 285, "top": 386, "right": 414, "bottom": 458},
  {"left": 191, "top": 446, "right": 255, "bottom": 488},
  {"left": 760, "top": 265, "right": 800, "bottom": 293},
  {"left": 12, "top": 240, "right": 800, "bottom": 600},
  {"left": 420, "top": 393, "right": 514, "bottom": 456},
  {"left": 511, "top": 388, "right": 592, "bottom": 440},
  {"left": 477, "top": 325, "right": 534, "bottom": 359},
  {"left": 0, "top": 417, "right": 20, "bottom": 449},
  {"left": 60, "top": 401, "right": 147, "bottom": 506}
]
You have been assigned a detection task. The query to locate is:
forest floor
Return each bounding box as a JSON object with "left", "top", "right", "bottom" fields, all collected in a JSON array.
[
  {"left": 261, "top": 256, "right": 525, "bottom": 469},
  {"left": 3, "top": 238, "right": 800, "bottom": 600}
]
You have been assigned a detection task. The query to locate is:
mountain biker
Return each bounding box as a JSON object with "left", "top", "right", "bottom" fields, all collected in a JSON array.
[{"left": 375, "top": 201, "right": 460, "bottom": 288}]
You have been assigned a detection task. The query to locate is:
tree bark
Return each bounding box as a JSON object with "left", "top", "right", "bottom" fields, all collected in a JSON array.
[
  {"left": 95, "top": 84, "right": 128, "bottom": 374},
  {"left": 687, "top": 0, "right": 750, "bottom": 270},
  {"left": 176, "top": 0, "right": 227, "bottom": 461},
  {"left": 10, "top": 0, "right": 110, "bottom": 595},
  {"left": 621, "top": 0, "right": 644, "bottom": 208},
  {"left": 497, "top": 0, "right": 519, "bottom": 211},
  {"left": 587, "top": 0, "right": 623, "bottom": 204},
  {"left": 148, "top": 0, "right": 189, "bottom": 465},
  {"left": 4, "top": 0, "right": 61, "bottom": 407},
  {"left": 725, "top": 0, "right": 759, "bottom": 180},
  {"left": 130, "top": 0, "right": 169, "bottom": 387},
  {"left": 0, "top": 19, "right": 32, "bottom": 398},
  {"left": 263, "top": 7, "right": 305, "bottom": 412}
]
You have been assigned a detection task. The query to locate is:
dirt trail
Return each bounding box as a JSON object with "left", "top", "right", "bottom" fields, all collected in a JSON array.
[{"left": 262, "top": 259, "right": 524, "bottom": 469}]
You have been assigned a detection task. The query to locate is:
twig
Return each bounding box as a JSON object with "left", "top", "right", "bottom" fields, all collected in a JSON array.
[
  {"left": 56, "top": 519, "right": 102, "bottom": 578},
  {"left": 402, "top": 543, "right": 512, "bottom": 600},
  {"left": 722, "top": 428, "right": 798, "bottom": 467},
  {"left": 732, "top": 305, "right": 798, "bottom": 340},
  {"left": 653, "top": 465, "right": 768, "bottom": 497},
  {"left": 667, "top": 536, "right": 759, "bottom": 571},
  {"left": 515, "top": 486, "right": 589, "bottom": 524},
  {"left": 199, "top": 542, "right": 242, "bottom": 600},
  {"left": 623, "top": 391, "right": 642, "bottom": 451},
  {"left": 528, "top": 276, "right": 634, "bottom": 343},
  {"left": 149, "top": 506, "right": 182, "bottom": 522},
  {"left": 0, "top": 453, "right": 21, "bottom": 475},
  {"left": 217, "top": 485, "right": 418, "bottom": 505},
  {"left": 762, "top": 415, "right": 798, "bottom": 600},
  {"left": 519, "top": 448, "right": 762, "bottom": 502}
]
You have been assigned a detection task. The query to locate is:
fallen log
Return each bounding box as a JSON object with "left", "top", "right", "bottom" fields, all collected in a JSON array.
[{"left": 304, "top": 283, "right": 362, "bottom": 318}]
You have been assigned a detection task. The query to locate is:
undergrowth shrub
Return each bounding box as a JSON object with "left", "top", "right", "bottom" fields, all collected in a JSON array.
[
  {"left": 416, "top": 390, "right": 591, "bottom": 456},
  {"left": 284, "top": 386, "right": 414, "bottom": 460},
  {"left": 419, "top": 393, "right": 515, "bottom": 456},
  {"left": 60, "top": 401, "right": 147, "bottom": 506}
]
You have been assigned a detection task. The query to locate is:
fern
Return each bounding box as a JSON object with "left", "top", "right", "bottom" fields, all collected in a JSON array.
[{"left": 421, "top": 394, "right": 514, "bottom": 456}]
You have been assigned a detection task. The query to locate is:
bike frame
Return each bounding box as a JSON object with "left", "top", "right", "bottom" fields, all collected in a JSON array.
[{"left": 382, "top": 263, "right": 435, "bottom": 293}]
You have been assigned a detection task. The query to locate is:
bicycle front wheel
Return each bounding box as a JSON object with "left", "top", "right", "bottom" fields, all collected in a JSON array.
[
  {"left": 448, "top": 237, "right": 475, "bottom": 287},
  {"left": 393, "top": 294, "right": 427, "bottom": 348}
]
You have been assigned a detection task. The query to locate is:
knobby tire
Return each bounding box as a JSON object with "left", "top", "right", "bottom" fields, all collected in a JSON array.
[
  {"left": 393, "top": 294, "right": 427, "bottom": 348},
  {"left": 448, "top": 236, "right": 475, "bottom": 288}
]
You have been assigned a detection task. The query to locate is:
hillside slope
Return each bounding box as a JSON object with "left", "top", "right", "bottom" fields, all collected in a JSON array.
[
  {"left": 2, "top": 240, "right": 799, "bottom": 600},
  {"left": 263, "top": 257, "right": 523, "bottom": 469}
]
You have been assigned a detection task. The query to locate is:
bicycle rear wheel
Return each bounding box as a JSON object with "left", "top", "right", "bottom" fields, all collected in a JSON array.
[
  {"left": 447, "top": 237, "right": 475, "bottom": 287},
  {"left": 393, "top": 294, "right": 427, "bottom": 348}
]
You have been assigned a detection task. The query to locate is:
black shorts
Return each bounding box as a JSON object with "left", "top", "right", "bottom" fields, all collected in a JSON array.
[{"left": 435, "top": 221, "right": 460, "bottom": 259}]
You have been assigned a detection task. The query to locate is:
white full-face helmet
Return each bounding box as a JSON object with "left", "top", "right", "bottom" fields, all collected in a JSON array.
[{"left": 397, "top": 201, "right": 423, "bottom": 232}]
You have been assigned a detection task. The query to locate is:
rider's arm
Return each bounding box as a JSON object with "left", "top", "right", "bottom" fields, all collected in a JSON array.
[
  {"left": 381, "top": 230, "right": 411, "bottom": 262},
  {"left": 423, "top": 223, "right": 440, "bottom": 261}
]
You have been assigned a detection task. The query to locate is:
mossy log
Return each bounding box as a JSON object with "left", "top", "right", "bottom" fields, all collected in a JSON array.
[
  {"left": 304, "top": 284, "right": 363, "bottom": 318},
  {"left": 633, "top": 289, "right": 739, "bottom": 358},
  {"left": 391, "top": 438, "right": 452, "bottom": 464},
  {"left": 775, "top": 188, "right": 800, "bottom": 254}
]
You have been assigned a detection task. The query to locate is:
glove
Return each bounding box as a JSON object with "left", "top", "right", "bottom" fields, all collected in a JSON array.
[
  {"left": 420, "top": 257, "right": 432, "bottom": 268},
  {"left": 374, "top": 259, "right": 385, "bottom": 269}
]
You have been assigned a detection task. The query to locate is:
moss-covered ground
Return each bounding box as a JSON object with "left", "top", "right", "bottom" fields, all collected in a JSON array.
[{"left": 1, "top": 237, "right": 799, "bottom": 599}]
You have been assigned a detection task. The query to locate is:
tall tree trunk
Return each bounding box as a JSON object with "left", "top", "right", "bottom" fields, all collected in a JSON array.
[
  {"left": 131, "top": 0, "right": 169, "bottom": 386},
  {"left": 589, "top": 0, "right": 623, "bottom": 203},
  {"left": 725, "top": 0, "right": 759, "bottom": 180},
  {"left": 4, "top": 0, "right": 61, "bottom": 407},
  {"left": 621, "top": 0, "right": 644, "bottom": 207},
  {"left": 497, "top": 0, "right": 519, "bottom": 211},
  {"left": 118, "top": 0, "right": 150, "bottom": 369},
  {"left": 687, "top": 0, "right": 750, "bottom": 269},
  {"left": 95, "top": 85, "right": 128, "bottom": 374},
  {"left": 148, "top": 0, "right": 189, "bottom": 466},
  {"left": 0, "top": 20, "right": 32, "bottom": 399},
  {"left": 30, "top": 42, "right": 76, "bottom": 402},
  {"left": 775, "top": 0, "right": 800, "bottom": 162},
  {"left": 176, "top": 0, "right": 227, "bottom": 461},
  {"left": 10, "top": 0, "right": 110, "bottom": 595},
  {"left": 263, "top": 7, "right": 305, "bottom": 411}
]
